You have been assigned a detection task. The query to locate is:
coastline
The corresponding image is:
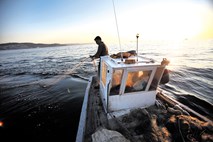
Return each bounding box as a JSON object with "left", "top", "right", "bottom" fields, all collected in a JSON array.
[{"left": 0, "top": 42, "right": 91, "bottom": 50}]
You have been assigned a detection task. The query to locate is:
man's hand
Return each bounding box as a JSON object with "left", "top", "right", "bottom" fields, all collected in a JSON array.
[{"left": 89, "top": 55, "right": 95, "bottom": 60}]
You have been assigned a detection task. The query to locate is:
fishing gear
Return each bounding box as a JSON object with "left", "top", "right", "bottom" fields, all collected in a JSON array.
[{"left": 39, "top": 57, "right": 90, "bottom": 88}]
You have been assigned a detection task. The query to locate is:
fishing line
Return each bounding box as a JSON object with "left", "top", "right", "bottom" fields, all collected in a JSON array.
[
  {"left": 112, "top": 0, "right": 123, "bottom": 61},
  {"left": 15, "top": 57, "right": 92, "bottom": 89},
  {"left": 48, "top": 57, "right": 89, "bottom": 83},
  {"left": 35, "top": 57, "right": 90, "bottom": 88},
  {"left": 64, "top": 57, "right": 90, "bottom": 75}
]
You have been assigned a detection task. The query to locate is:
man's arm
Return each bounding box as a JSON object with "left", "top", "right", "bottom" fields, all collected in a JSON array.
[{"left": 92, "top": 45, "right": 102, "bottom": 59}]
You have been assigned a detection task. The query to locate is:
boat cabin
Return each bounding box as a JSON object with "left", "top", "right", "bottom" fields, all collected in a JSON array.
[{"left": 100, "top": 55, "right": 168, "bottom": 113}]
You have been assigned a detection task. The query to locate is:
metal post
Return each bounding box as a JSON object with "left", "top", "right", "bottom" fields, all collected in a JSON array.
[{"left": 136, "top": 33, "right": 139, "bottom": 62}]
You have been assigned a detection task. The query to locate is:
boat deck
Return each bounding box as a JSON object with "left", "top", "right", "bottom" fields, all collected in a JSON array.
[
  {"left": 76, "top": 76, "right": 213, "bottom": 142},
  {"left": 84, "top": 77, "right": 108, "bottom": 142}
]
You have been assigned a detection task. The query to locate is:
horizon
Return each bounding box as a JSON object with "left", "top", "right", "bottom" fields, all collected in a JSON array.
[
  {"left": 0, "top": 41, "right": 93, "bottom": 45},
  {"left": 0, "top": 0, "right": 213, "bottom": 44},
  {"left": 1, "top": 38, "right": 213, "bottom": 45},
  {"left": 1, "top": 38, "right": 213, "bottom": 48}
]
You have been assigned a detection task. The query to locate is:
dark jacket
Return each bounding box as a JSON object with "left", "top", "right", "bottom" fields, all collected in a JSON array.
[{"left": 92, "top": 42, "right": 108, "bottom": 58}]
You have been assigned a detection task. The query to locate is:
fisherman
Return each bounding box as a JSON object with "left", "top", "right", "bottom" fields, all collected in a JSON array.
[
  {"left": 89, "top": 36, "right": 108, "bottom": 89},
  {"left": 90, "top": 36, "right": 109, "bottom": 77}
]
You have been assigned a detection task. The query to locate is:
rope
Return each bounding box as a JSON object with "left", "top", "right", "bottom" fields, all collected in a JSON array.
[{"left": 178, "top": 118, "right": 186, "bottom": 142}]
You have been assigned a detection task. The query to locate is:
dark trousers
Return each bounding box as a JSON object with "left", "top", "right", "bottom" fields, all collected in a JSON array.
[{"left": 98, "top": 59, "right": 100, "bottom": 78}]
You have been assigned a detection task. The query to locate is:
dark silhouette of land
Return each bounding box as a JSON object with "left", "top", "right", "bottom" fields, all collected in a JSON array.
[{"left": 0, "top": 42, "right": 69, "bottom": 50}]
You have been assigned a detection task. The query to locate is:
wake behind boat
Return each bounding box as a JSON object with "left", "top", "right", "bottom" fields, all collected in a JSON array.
[{"left": 76, "top": 53, "right": 213, "bottom": 142}]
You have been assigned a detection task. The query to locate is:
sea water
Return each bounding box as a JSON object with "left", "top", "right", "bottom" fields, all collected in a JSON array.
[{"left": 0, "top": 39, "right": 212, "bottom": 142}]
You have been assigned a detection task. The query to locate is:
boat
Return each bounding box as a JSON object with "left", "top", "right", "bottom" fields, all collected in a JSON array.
[
  {"left": 76, "top": 1, "right": 212, "bottom": 140},
  {"left": 76, "top": 51, "right": 213, "bottom": 142}
]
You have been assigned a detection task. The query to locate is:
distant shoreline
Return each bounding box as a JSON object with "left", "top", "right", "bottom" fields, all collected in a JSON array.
[{"left": 0, "top": 42, "right": 90, "bottom": 50}]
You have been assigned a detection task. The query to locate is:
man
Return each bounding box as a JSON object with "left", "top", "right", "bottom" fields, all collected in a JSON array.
[
  {"left": 90, "top": 36, "right": 109, "bottom": 59},
  {"left": 90, "top": 36, "right": 109, "bottom": 77}
]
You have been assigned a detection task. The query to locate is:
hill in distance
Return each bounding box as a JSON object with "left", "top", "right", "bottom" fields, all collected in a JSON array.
[{"left": 0, "top": 42, "right": 69, "bottom": 50}]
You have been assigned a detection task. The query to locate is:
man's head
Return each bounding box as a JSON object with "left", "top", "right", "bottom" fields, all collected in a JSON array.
[{"left": 94, "top": 36, "right": 102, "bottom": 44}]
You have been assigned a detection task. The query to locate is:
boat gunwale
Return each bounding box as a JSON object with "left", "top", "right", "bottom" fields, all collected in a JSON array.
[{"left": 76, "top": 76, "right": 94, "bottom": 142}]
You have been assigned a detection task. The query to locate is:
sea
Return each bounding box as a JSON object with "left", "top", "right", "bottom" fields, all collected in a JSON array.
[{"left": 0, "top": 39, "right": 212, "bottom": 142}]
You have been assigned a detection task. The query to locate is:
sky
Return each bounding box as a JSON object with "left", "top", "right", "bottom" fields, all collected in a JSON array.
[{"left": 0, "top": 0, "right": 213, "bottom": 44}]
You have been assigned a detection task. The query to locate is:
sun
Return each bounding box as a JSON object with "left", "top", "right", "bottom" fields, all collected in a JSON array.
[{"left": 114, "top": 1, "right": 207, "bottom": 41}]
